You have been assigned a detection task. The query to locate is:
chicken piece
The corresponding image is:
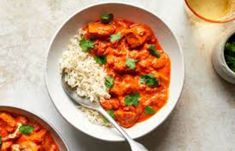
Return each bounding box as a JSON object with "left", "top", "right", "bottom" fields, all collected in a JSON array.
[
  {"left": 1, "top": 141, "right": 12, "bottom": 151},
  {"left": 110, "top": 75, "right": 139, "bottom": 96},
  {"left": 92, "top": 40, "right": 110, "bottom": 56},
  {"left": 88, "top": 22, "right": 115, "bottom": 37},
  {"left": 137, "top": 58, "right": 152, "bottom": 70},
  {"left": 100, "top": 98, "right": 120, "bottom": 110},
  {"left": 15, "top": 116, "right": 27, "bottom": 125},
  {"left": 151, "top": 53, "right": 169, "bottom": 69},
  {"left": 129, "top": 49, "right": 149, "bottom": 60},
  {"left": 107, "top": 57, "right": 126, "bottom": 73},
  {"left": 0, "top": 112, "right": 17, "bottom": 128},
  {"left": 126, "top": 24, "right": 153, "bottom": 48},
  {"left": 41, "top": 133, "right": 58, "bottom": 151},
  {"left": 0, "top": 126, "right": 8, "bottom": 137},
  {"left": 115, "top": 110, "right": 138, "bottom": 128},
  {"left": 143, "top": 92, "right": 167, "bottom": 107},
  {"left": 18, "top": 129, "right": 47, "bottom": 143},
  {"left": 19, "top": 141, "right": 39, "bottom": 151}
]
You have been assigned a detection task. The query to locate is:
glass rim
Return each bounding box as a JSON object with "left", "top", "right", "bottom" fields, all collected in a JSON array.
[{"left": 185, "top": 0, "right": 235, "bottom": 23}]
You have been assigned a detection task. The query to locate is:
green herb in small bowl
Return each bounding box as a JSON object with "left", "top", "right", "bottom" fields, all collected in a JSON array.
[{"left": 224, "top": 34, "right": 235, "bottom": 73}]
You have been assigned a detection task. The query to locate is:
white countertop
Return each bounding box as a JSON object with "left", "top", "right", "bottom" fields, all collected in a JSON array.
[{"left": 0, "top": 0, "right": 234, "bottom": 150}]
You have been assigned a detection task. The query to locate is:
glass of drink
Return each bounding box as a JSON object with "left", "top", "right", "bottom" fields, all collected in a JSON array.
[{"left": 185, "top": 0, "right": 235, "bottom": 23}]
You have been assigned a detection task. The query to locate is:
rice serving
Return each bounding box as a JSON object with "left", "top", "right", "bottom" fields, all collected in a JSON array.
[{"left": 60, "top": 29, "right": 111, "bottom": 126}]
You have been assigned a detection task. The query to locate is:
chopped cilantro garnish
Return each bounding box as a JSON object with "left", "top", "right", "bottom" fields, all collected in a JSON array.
[
  {"left": 19, "top": 125, "right": 34, "bottom": 135},
  {"left": 144, "top": 106, "right": 156, "bottom": 114},
  {"left": 126, "top": 58, "right": 137, "bottom": 70},
  {"left": 110, "top": 32, "right": 122, "bottom": 43},
  {"left": 140, "top": 74, "right": 159, "bottom": 87},
  {"left": 107, "top": 110, "right": 115, "bottom": 119},
  {"left": 100, "top": 12, "right": 113, "bottom": 24},
  {"left": 94, "top": 55, "right": 106, "bottom": 65},
  {"left": 79, "top": 38, "right": 94, "bottom": 52},
  {"left": 124, "top": 93, "right": 140, "bottom": 106},
  {"left": 148, "top": 45, "right": 160, "bottom": 58},
  {"left": 105, "top": 76, "right": 114, "bottom": 89}
]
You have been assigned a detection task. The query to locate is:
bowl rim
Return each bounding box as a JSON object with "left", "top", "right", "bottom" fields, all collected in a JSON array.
[
  {"left": 184, "top": 0, "right": 235, "bottom": 23},
  {"left": 45, "top": 1, "right": 185, "bottom": 142},
  {"left": 0, "top": 105, "right": 69, "bottom": 150}
]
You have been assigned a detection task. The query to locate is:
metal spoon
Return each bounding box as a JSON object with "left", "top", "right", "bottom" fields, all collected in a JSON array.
[{"left": 61, "top": 74, "right": 148, "bottom": 151}]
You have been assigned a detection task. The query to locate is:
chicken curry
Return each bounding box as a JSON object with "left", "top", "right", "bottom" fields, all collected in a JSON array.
[
  {"left": 80, "top": 13, "right": 171, "bottom": 128},
  {"left": 0, "top": 112, "right": 59, "bottom": 151}
]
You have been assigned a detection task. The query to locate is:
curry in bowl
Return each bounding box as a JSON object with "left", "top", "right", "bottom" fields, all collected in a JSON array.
[
  {"left": 0, "top": 111, "right": 59, "bottom": 151},
  {"left": 61, "top": 12, "right": 171, "bottom": 128}
]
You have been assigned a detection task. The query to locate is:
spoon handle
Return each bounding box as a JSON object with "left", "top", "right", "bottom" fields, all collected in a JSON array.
[{"left": 98, "top": 107, "right": 149, "bottom": 151}]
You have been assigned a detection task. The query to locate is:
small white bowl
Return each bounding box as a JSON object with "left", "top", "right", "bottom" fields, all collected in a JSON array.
[
  {"left": 212, "top": 30, "right": 235, "bottom": 84},
  {"left": 46, "top": 2, "right": 184, "bottom": 141}
]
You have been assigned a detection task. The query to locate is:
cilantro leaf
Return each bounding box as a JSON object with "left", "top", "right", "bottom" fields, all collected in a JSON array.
[
  {"left": 144, "top": 106, "right": 156, "bottom": 114},
  {"left": 225, "top": 42, "right": 235, "bottom": 53},
  {"left": 124, "top": 93, "right": 140, "bottom": 106},
  {"left": 225, "top": 41, "right": 235, "bottom": 72},
  {"left": 107, "top": 110, "right": 115, "bottom": 119},
  {"left": 140, "top": 74, "right": 159, "bottom": 87},
  {"left": 105, "top": 76, "right": 114, "bottom": 89},
  {"left": 100, "top": 12, "right": 113, "bottom": 24},
  {"left": 94, "top": 55, "right": 106, "bottom": 65},
  {"left": 148, "top": 45, "right": 160, "bottom": 58},
  {"left": 79, "top": 38, "right": 94, "bottom": 52},
  {"left": 126, "top": 58, "right": 137, "bottom": 70},
  {"left": 110, "top": 32, "right": 122, "bottom": 43},
  {"left": 225, "top": 55, "right": 235, "bottom": 72},
  {"left": 19, "top": 125, "right": 34, "bottom": 135},
  {"left": 0, "top": 136, "right": 1, "bottom": 145}
]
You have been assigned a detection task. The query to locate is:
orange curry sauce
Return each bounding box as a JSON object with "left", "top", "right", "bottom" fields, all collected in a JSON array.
[
  {"left": 83, "top": 16, "right": 171, "bottom": 128},
  {"left": 0, "top": 112, "right": 59, "bottom": 151}
]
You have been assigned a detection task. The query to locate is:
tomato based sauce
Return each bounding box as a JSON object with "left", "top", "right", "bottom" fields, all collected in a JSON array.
[
  {"left": 0, "top": 112, "right": 59, "bottom": 151},
  {"left": 82, "top": 15, "right": 171, "bottom": 128}
]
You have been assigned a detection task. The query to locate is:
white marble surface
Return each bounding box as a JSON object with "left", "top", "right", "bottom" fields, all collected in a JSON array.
[{"left": 0, "top": 0, "right": 235, "bottom": 151}]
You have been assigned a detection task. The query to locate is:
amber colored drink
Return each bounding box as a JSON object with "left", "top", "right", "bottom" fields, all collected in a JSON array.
[{"left": 186, "top": 0, "right": 235, "bottom": 22}]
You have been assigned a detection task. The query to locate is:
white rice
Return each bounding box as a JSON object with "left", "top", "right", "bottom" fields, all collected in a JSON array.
[{"left": 60, "top": 29, "right": 111, "bottom": 126}]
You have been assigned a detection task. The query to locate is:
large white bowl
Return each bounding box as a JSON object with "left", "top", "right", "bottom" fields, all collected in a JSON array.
[{"left": 46, "top": 2, "right": 184, "bottom": 141}]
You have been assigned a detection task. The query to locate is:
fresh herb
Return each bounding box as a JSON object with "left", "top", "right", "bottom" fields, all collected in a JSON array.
[
  {"left": 140, "top": 74, "right": 159, "bottom": 87},
  {"left": 225, "top": 42, "right": 235, "bottom": 53},
  {"left": 225, "top": 55, "right": 235, "bottom": 72},
  {"left": 144, "top": 106, "right": 156, "bottom": 114},
  {"left": 126, "top": 58, "right": 137, "bottom": 70},
  {"left": 124, "top": 93, "right": 140, "bottom": 106},
  {"left": 148, "top": 45, "right": 160, "bottom": 58},
  {"left": 110, "top": 32, "right": 122, "bottom": 43},
  {"left": 224, "top": 36, "right": 235, "bottom": 72},
  {"left": 0, "top": 136, "right": 2, "bottom": 145},
  {"left": 105, "top": 76, "right": 114, "bottom": 89},
  {"left": 100, "top": 12, "right": 113, "bottom": 24},
  {"left": 94, "top": 55, "right": 106, "bottom": 65},
  {"left": 79, "top": 38, "right": 94, "bottom": 52},
  {"left": 107, "top": 110, "right": 115, "bottom": 119},
  {"left": 19, "top": 125, "right": 34, "bottom": 135}
]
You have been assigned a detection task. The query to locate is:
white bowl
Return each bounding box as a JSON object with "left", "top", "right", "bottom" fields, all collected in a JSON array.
[
  {"left": 212, "top": 29, "right": 235, "bottom": 84},
  {"left": 46, "top": 2, "right": 184, "bottom": 141},
  {"left": 0, "top": 106, "right": 69, "bottom": 150}
]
